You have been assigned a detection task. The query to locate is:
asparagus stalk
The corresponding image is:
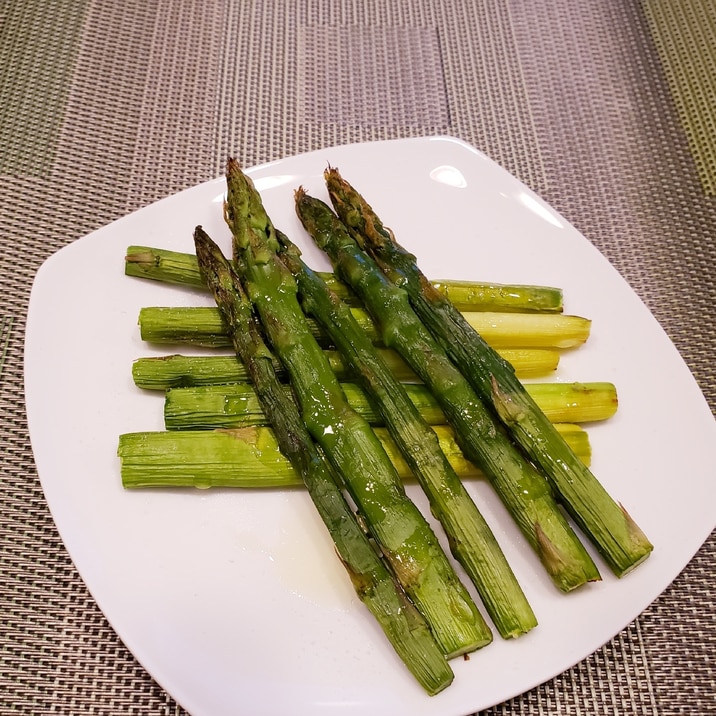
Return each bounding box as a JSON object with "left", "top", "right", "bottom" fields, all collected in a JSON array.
[
  {"left": 276, "top": 229, "right": 537, "bottom": 639},
  {"left": 189, "top": 226, "right": 454, "bottom": 694},
  {"left": 294, "top": 189, "right": 601, "bottom": 592},
  {"left": 163, "top": 381, "right": 617, "bottom": 431},
  {"left": 132, "top": 348, "right": 424, "bottom": 388},
  {"left": 326, "top": 168, "right": 653, "bottom": 577},
  {"left": 126, "top": 244, "right": 564, "bottom": 312},
  {"left": 132, "top": 346, "right": 559, "bottom": 389},
  {"left": 224, "top": 158, "right": 492, "bottom": 657},
  {"left": 137, "top": 305, "right": 590, "bottom": 350},
  {"left": 118, "top": 423, "right": 591, "bottom": 488}
]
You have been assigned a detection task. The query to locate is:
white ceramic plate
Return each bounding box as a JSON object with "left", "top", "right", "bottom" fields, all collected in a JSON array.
[{"left": 25, "top": 137, "right": 716, "bottom": 715}]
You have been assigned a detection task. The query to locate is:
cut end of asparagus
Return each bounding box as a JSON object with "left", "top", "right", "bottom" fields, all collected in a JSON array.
[
  {"left": 125, "top": 249, "right": 156, "bottom": 266},
  {"left": 358, "top": 577, "right": 455, "bottom": 696},
  {"left": 611, "top": 504, "right": 654, "bottom": 577},
  {"left": 535, "top": 521, "right": 602, "bottom": 592},
  {"left": 125, "top": 246, "right": 207, "bottom": 288}
]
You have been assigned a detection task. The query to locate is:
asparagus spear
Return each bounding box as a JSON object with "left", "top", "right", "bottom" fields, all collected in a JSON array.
[
  {"left": 163, "top": 381, "right": 617, "bottom": 431},
  {"left": 190, "top": 226, "right": 454, "bottom": 694},
  {"left": 132, "top": 348, "right": 424, "bottom": 388},
  {"left": 137, "top": 305, "right": 590, "bottom": 350},
  {"left": 276, "top": 229, "right": 537, "bottom": 638},
  {"left": 131, "top": 346, "right": 560, "bottom": 390},
  {"left": 126, "top": 244, "right": 564, "bottom": 312},
  {"left": 118, "top": 423, "right": 591, "bottom": 488},
  {"left": 326, "top": 168, "right": 653, "bottom": 577},
  {"left": 224, "top": 158, "right": 492, "bottom": 657},
  {"left": 294, "top": 189, "right": 601, "bottom": 592}
]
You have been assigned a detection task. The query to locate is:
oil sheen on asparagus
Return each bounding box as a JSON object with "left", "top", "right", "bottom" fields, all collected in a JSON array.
[
  {"left": 223, "top": 158, "right": 492, "bottom": 658},
  {"left": 325, "top": 166, "right": 652, "bottom": 577},
  {"left": 190, "top": 226, "right": 454, "bottom": 694},
  {"left": 294, "top": 188, "right": 601, "bottom": 593}
]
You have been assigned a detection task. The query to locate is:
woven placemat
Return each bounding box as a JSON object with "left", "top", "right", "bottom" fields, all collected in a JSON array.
[
  {"left": 642, "top": 0, "right": 716, "bottom": 195},
  {"left": 1, "top": 1, "right": 714, "bottom": 714}
]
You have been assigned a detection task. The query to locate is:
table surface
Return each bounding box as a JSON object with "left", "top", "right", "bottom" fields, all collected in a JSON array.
[{"left": 2, "top": 1, "right": 714, "bottom": 714}]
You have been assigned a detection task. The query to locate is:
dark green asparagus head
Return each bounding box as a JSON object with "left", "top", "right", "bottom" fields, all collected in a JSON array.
[
  {"left": 194, "top": 227, "right": 231, "bottom": 289},
  {"left": 224, "top": 158, "right": 281, "bottom": 259},
  {"left": 294, "top": 186, "right": 356, "bottom": 253},
  {"left": 193, "top": 225, "right": 248, "bottom": 325},
  {"left": 324, "top": 166, "right": 393, "bottom": 250},
  {"left": 194, "top": 225, "right": 275, "bottom": 365},
  {"left": 323, "top": 168, "right": 418, "bottom": 288}
]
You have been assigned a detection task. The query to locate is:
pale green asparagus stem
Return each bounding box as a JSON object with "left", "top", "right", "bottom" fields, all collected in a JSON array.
[
  {"left": 162, "top": 381, "right": 617, "bottom": 431},
  {"left": 125, "top": 244, "right": 564, "bottom": 312},
  {"left": 118, "top": 423, "right": 591, "bottom": 489},
  {"left": 131, "top": 346, "right": 559, "bottom": 389},
  {"left": 136, "top": 305, "right": 590, "bottom": 350}
]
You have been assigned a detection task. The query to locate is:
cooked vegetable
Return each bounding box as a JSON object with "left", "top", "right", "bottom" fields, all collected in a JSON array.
[
  {"left": 325, "top": 167, "right": 653, "bottom": 577},
  {"left": 125, "top": 244, "right": 564, "bottom": 312},
  {"left": 294, "top": 188, "right": 601, "bottom": 592},
  {"left": 276, "top": 229, "right": 536, "bottom": 638},
  {"left": 131, "top": 345, "right": 560, "bottom": 389},
  {"left": 163, "top": 380, "right": 617, "bottom": 431},
  {"left": 188, "top": 225, "right": 454, "bottom": 695},
  {"left": 136, "top": 305, "right": 590, "bottom": 350},
  {"left": 119, "top": 155, "right": 643, "bottom": 696},
  {"left": 118, "top": 422, "right": 590, "bottom": 488},
  {"left": 224, "top": 158, "right": 492, "bottom": 657}
]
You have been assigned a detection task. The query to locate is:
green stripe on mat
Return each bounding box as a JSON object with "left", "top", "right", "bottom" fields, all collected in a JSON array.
[
  {"left": 0, "top": 1, "right": 90, "bottom": 175},
  {"left": 642, "top": 0, "right": 716, "bottom": 195}
]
